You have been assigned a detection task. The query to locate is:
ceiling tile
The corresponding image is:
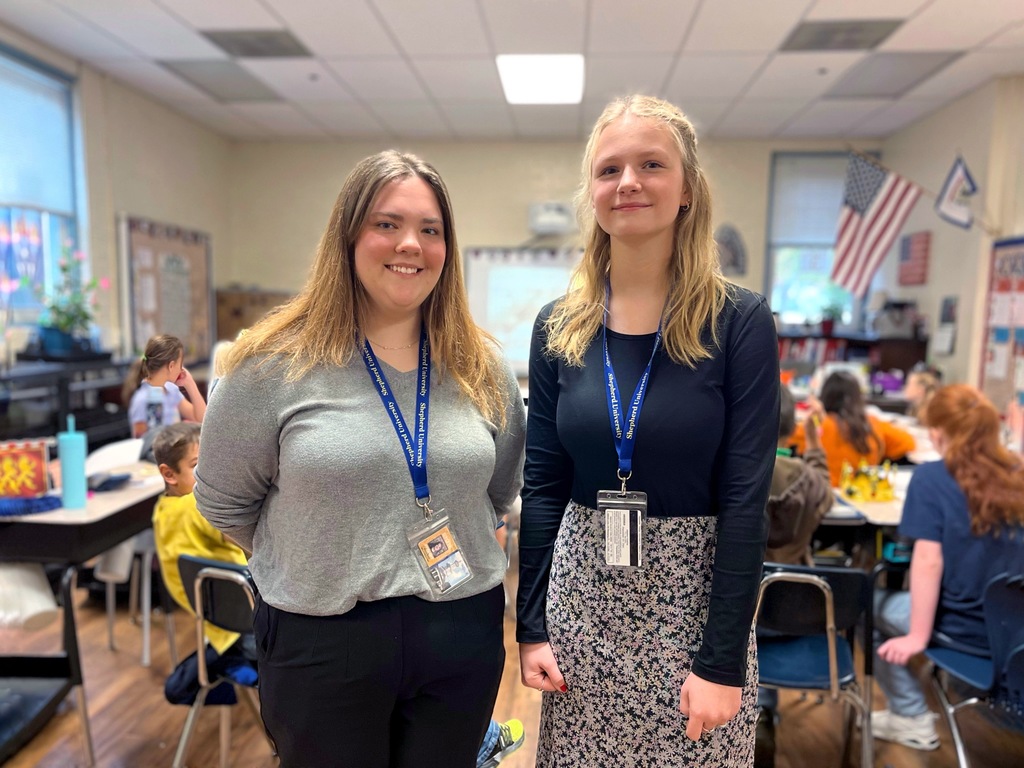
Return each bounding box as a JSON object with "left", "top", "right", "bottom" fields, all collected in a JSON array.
[
  {"left": 480, "top": 0, "right": 585, "bottom": 54},
  {"left": 229, "top": 102, "right": 330, "bottom": 137},
  {"left": 369, "top": 101, "right": 454, "bottom": 138},
  {"left": 167, "top": 97, "right": 273, "bottom": 138},
  {"left": 435, "top": 101, "right": 517, "bottom": 139},
  {"left": 584, "top": 55, "right": 675, "bottom": 103},
  {"left": 588, "top": 0, "right": 699, "bottom": 54},
  {"left": 663, "top": 54, "right": 767, "bottom": 104},
  {"left": 880, "top": 0, "right": 1024, "bottom": 51},
  {"left": 155, "top": 0, "right": 281, "bottom": 30},
  {"left": 51, "top": 0, "right": 227, "bottom": 59},
  {"left": 984, "top": 21, "right": 1024, "bottom": 49},
  {"left": 372, "top": 0, "right": 490, "bottom": 57},
  {"left": 805, "top": 0, "right": 931, "bottom": 21},
  {"left": 779, "top": 98, "right": 891, "bottom": 137},
  {"left": 325, "top": 58, "right": 428, "bottom": 101},
  {"left": 684, "top": 0, "right": 814, "bottom": 53},
  {"left": 239, "top": 58, "right": 355, "bottom": 101},
  {"left": 744, "top": 52, "right": 867, "bottom": 100},
  {"left": 510, "top": 104, "right": 583, "bottom": 138},
  {"left": 294, "top": 100, "right": 389, "bottom": 137},
  {"left": 163, "top": 59, "right": 280, "bottom": 101},
  {"left": 851, "top": 99, "right": 943, "bottom": 136},
  {"left": 0, "top": 0, "right": 141, "bottom": 59},
  {"left": 93, "top": 58, "right": 212, "bottom": 101},
  {"left": 827, "top": 51, "right": 961, "bottom": 98},
  {"left": 262, "top": 0, "right": 399, "bottom": 57},
  {"left": 906, "top": 48, "right": 1024, "bottom": 99},
  {"left": 712, "top": 100, "right": 811, "bottom": 137},
  {"left": 413, "top": 58, "right": 505, "bottom": 103}
]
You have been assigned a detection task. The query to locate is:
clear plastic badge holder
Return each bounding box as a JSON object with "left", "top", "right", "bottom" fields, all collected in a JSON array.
[
  {"left": 597, "top": 489, "right": 648, "bottom": 569},
  {"left": 408, "top": 509, "right": 473, "bottom": 597}
]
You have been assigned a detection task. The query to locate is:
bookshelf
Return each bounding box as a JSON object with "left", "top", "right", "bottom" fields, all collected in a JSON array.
[{"left": 779, "top": 332, "right": 928, "bottom": 374}]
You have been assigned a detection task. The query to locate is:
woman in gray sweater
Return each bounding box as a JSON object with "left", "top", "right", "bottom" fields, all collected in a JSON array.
[{"left": 195, "top": 150, "right": 525, "bottom": 768}]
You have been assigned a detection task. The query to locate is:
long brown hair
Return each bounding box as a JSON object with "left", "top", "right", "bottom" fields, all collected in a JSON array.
[
  {"left": 121, "top": 334, "right": 184, "bottom": 406},
  {"left": 820, "top": 371, "right": 878, "bottom": 455},
  {"left": 922, "top": 384, "right": 1024, "bottom": 535},
  {"left": 224, "top": 150, "right": 509, "bottom": 426},
  {"left": 546, "top": 94, "right": 732, "bottom": 367}
]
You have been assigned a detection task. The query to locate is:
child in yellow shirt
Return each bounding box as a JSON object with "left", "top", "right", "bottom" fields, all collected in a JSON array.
[{"left": 151, "top": 422, "right": 247, "bottom": 655}]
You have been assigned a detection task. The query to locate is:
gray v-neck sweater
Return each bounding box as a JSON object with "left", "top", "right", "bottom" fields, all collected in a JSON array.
[{"left": 195, "top": 353, "right": 525, "bottom": 615}]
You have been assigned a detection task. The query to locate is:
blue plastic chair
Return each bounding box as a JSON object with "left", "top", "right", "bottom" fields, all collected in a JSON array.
[
  {"left": 755, "top": 563, "right": 874, "bottom": 767},
  {"left": 925, "top": 573, "right": 1024, "bottom": 768}
]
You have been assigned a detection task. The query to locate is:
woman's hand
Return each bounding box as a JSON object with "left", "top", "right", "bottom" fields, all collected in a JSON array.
[
  {"left": 519, "top": 642, "right": 567, "bottom": 693},
  {"left": 678, "top": 672, "right": 741, "bottom": 741},
  {"left": 878, "top": 634, "right": 928, "bottom": 666}
]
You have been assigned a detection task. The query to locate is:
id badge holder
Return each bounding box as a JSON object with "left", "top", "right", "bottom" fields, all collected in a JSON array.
[
  {"left": 596, "top": 489, "right": 647, "bottom": 569},
  {"left": 407, "top": 513, "right": 474, "bottom": 597}
]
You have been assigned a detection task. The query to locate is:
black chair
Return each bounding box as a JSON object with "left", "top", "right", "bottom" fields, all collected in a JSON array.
[
  {"left": 755, "top": 563, "right": 873, "bottom": 767},
  {"left": 925, "top": 573, "right": 1024, "bottom": 768},
  {"left": 170, "top": 555, "right": 271, "bottom": 768}
]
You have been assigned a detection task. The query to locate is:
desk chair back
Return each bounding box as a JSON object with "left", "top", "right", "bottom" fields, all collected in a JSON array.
[
  {"left": 925, "top": 573, "right": 1024, "bottom": 768},
  {"left": 756, "top": 563, "right": 873, "bottom": 767}
]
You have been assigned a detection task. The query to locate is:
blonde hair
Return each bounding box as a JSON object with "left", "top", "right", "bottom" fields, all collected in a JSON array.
[
  {"left": 224, "top": 150, "right": 509, "bottom": 426},
  {"left": 546, "top": 95, "right": 732, "bottom": 367}
]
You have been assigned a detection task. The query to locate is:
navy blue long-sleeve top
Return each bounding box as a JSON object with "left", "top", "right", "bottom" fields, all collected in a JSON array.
[{"left": 517, "top": 286, "right": 780, "bottom": 687}]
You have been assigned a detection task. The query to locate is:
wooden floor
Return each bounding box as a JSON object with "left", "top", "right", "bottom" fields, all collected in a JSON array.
[{"left": 3, "top": 573, "right": 1023, "bottom": 767}]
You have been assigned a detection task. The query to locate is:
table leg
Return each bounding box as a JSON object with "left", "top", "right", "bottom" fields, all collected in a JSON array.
[{"left": 141, "top": 550, "right": 152, "bottom": 667}]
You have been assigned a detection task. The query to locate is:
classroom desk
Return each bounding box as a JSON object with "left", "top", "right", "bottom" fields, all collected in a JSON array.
[{"left": 0, "top": 464, "right": 163, "bottom": 766}]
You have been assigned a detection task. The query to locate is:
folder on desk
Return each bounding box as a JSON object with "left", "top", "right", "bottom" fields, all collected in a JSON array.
[{"left": 825, "top": 495, "right": 867, "bottom": 522}]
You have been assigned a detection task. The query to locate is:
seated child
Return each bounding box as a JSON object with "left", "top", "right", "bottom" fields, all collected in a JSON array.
[
  {"left": 790, "top": 371, "right": 915, "bottom": 486},
  {"left": 766, "top": 386, "right": 833, "bottom": 565},
  {"left": 904, "top": 365, "right": 940, "bottom": 421},
  {"left": 151, "top": 422, "right": 247, "bottom": 658},
  {"left": 123, "top": 334, "right": 207, "bottom": 439}
]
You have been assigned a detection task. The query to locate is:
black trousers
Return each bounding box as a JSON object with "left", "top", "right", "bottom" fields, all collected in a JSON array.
[{"left": 253, "top": 586, "right": 505, "bottom": 768}]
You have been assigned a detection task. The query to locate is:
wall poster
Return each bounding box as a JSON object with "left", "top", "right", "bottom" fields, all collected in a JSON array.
[{"left": 979, "top": 237, "right": 1024, "bottom": 431}]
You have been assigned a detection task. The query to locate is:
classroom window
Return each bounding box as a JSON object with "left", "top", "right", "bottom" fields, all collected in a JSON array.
[
  {"left": 766, "top": 153, "right": 853, "bottom": 326},
  {"left": 0, "top": 46, "right": 78, "bottom": 327}
]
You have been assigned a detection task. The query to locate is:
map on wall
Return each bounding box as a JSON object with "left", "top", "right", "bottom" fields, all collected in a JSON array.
[{"left": 464, "top": 247, "right": 581, "bottom": 376}]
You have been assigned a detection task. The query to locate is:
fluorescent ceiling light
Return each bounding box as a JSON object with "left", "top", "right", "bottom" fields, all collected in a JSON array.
[{"left": 496, "top": 54, "right": 584, "bottom": 105}]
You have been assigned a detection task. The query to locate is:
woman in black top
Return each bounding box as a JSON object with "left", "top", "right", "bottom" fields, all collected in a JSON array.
[{"left": 517, "top": 95, "right": 779, "bottom": 766}]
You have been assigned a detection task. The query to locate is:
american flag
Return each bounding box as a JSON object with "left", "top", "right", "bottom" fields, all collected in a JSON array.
[{"left": 831, "top": 154, "right": 921, "bottom": 298}]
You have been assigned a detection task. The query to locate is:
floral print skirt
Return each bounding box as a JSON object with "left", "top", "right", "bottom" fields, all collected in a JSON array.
[{"left": 536, "top": 502, "right": 757, "bottom": 768}]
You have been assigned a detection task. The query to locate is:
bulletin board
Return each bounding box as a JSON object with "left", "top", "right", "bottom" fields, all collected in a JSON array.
[
  {"left": 118, "top": 215, "right": 213, "bottom": 364},
  {"left": 979, "top": 236, "right": 1024, "bottom": 414}
]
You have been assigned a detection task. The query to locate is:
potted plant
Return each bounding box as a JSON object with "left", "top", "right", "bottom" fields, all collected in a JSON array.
[
  {"left": 820, "top": 303, "right": 843, "bottom": 337},
  {"left": 36, "top": 244, "right": 109, "bottom": 355}
]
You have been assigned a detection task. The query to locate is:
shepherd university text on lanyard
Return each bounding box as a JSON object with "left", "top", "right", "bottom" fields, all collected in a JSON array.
[
  {"left": 598, "top": 283, "right": 662, "bottom": 569},
  {"left": 361, "top": 327, "right": 474, "bottom": 596}
]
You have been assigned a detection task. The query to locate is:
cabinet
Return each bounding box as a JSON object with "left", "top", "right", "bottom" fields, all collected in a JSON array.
[
  {"left": 779, "top": 333, "right": 928, "bottom": 375},
  {"left": 0, "top": 359, "right": 133, "bottom": 449}
]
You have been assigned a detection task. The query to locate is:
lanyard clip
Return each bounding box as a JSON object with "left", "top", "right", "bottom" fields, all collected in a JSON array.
[
  {"left": 617, "top": 469, "right": 631, "bottom": 496},
  {"left": 416, "top": 495, "right": 433, "bottom": 520}
]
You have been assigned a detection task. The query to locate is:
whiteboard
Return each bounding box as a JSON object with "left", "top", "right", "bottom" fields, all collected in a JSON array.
[{"left": 464, "top": 247, "right": 581, "bottom": 376}]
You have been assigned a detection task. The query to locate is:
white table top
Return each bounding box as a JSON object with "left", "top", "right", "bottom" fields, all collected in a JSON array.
[{"left": 3, "top": 463, "right": 163, "bottom": 525}]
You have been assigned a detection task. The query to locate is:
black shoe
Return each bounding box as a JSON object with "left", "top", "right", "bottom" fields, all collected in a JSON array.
[{"left": 754, "top": 706, "right": 776, "bottom": 768}]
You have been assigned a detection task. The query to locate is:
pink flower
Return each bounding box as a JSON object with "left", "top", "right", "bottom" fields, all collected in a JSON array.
[
  {"left": 99, "top": 277, "right": 111, "bottom": 290},
  {"left": 73, "top": 250, "right": 87, "bottom": 262},
  {"left": 58, "top": 259, "right": 68, "bottom": 269}
]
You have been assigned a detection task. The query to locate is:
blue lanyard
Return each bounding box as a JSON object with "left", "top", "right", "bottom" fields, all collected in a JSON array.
[
  {"left": 602, "top": 284, "right": 662, "bottom": 485},
  {"left": 361, "top": 327, "right": 432, "bottom": 510}
]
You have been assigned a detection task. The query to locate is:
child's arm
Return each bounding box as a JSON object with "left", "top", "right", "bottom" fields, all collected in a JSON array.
[
  {"left": 175, "top": 368, "right": 207, "bottom": 423},
  {"left": 877, "top": 539, "right": 943, "bottom": 665}
]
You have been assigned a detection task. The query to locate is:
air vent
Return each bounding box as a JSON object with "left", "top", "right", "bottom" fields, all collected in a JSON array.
[
  {"left": 201, "top": 30, "right": 311, "bottom": 58},
  {"left": 781, "top": 20, "right": 903, "bottom": 52}
]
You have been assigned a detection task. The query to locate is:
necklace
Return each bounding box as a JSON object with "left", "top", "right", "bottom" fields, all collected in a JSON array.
[{"left": 366, "top": 338, "right": 417, "bottom": 351}]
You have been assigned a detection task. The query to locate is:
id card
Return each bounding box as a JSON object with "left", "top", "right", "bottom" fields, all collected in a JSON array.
[
  {"left": 407, "top": 515, "right": 474, "bottom": 596},
  {"left": 596, "top": 489, "right": 647, "bottom": 568}
]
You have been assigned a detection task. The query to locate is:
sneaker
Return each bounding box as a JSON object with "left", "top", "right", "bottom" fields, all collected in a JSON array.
[
  {"left": 871, "top": 708, "right": 940, "bottom": 750},
  {"left": 480, "top": 718, "right": 525, "bottom": 767}
]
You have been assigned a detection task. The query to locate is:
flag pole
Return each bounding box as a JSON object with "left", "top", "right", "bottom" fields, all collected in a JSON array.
[{"left": 844, "top": 147, "right": 1001, "bottom": 238}]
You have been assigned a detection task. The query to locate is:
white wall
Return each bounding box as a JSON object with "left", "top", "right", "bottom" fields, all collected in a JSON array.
[{"left": 877, "top": 81, "right": 1001, "bottom": 385}]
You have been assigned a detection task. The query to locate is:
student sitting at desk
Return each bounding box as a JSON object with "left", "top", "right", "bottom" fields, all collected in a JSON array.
[
  {"left": 872, "top": 384, "right": 1024, "bottom": 750},
  {"left": 766, "top": 385, "right": 833, "bottom": 565},
  {"left": 791, "top": 371, "right": 915, "bottom": 486}
]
